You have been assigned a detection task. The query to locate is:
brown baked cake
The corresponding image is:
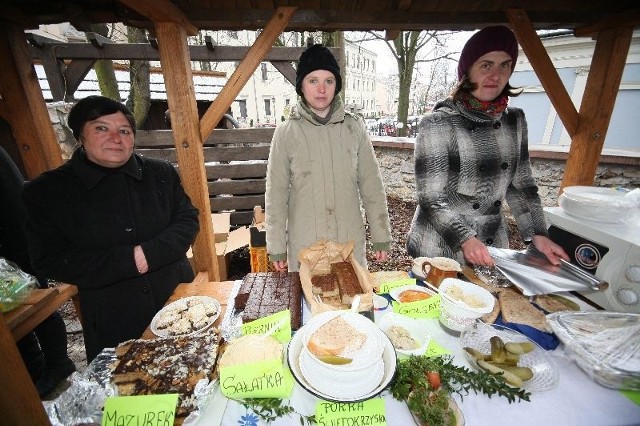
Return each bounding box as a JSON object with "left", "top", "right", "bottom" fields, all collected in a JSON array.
[
  {"left": 238, "top": 272, "right": 303, "bottom": 330},
  {"left": 111, "top": 331, "right": 221, "bottom": 424},
  {"left": 311, "top": 273, "right": 339, "bottom": 297},
  {"left": 331, "top": 261, "right": 363, "bottom": 305}
]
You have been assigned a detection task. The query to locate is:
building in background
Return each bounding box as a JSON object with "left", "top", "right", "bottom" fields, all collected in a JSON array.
[
  {"left": 343, "top": 40, "right": 377, "bottom": 117},
  {"left": 511, "top": 29, "right": 640, "bottom": 151}
]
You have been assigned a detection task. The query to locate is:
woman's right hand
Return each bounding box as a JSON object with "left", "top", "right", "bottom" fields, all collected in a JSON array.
[
  {"left": 461, "top": 237, "right": 495, "bottom": 267},
  {"left": 272, "top": 260, "right": 288, "bottom": 272}
]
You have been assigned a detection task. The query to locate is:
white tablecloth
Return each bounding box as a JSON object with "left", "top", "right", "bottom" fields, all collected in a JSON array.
[{"left": 199, "top": 290, "right": 640, "bottom": 426}]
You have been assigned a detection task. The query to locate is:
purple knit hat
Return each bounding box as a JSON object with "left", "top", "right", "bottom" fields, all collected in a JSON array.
[{"left": 457, "top": 26, "right": 518, "bottom": 81}]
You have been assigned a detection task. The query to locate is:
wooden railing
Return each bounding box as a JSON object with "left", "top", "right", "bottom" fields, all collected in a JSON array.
[{"left": 135, "top": 127, "right": 275, "bottom": 227}]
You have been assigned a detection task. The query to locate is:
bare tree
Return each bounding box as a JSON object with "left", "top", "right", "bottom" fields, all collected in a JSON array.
[
  {"left": 126, "top": 27, "right": 150, "bottom": 129},
  {"left": 90, "top": 24, "right": 121, "bottom": 102},
  {"left": 352, "top": 31, "right": 458, "bottom": 136}
]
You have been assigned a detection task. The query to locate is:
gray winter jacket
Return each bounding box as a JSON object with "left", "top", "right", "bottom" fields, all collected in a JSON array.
[
  {"left": 266, "top": 96, "right": 391, "bottom": 271},
  {"left": 406, "top": 98, "right": 548, "bottom": 263}
]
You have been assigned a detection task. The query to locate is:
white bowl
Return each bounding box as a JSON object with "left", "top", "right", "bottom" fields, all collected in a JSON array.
[
  {"left": 378, "top": 311, "right": 431, "bottom": 357},
  {"left": 438, "top": 278, "right": 495, "bottom": 332},
  {"left": 295, "top": 310, "right": 390, "bottom": 400}
]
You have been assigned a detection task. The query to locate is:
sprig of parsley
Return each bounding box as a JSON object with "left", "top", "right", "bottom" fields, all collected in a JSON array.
[
  {"left": 240, "top": 398, "right": 315, "bottom": 425},
  {"left": 390, "top": 355, "right": 531, "bottom": 425}
]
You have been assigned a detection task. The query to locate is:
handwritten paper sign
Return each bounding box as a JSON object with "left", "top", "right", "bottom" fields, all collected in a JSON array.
[
  {"left": 220, "top": 358, "right": 294, "bottom": 399},
  {"left": 315, "top": 398, "right": 386, "bottom": 426},
  {"left": 241, "top": 310, "right": 292, "bottom": 343},
  {"left": 102, "top": 394, "right": 178, "bottom": 426},
  {"left": 377, "top": 278, "right": 416, "bottom": 295},
  {"left": 392, "top": 294, "right": 441, "bottom": 318},
  {"left": 425, "top": 338, "right": 451, "bottom": 356}
]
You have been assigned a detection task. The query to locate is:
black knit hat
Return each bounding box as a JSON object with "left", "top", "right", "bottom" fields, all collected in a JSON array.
[
  {"left": 457, "top": 26, "right": 519, "bottom": 82},
  {"left": 295, "top": 44, "right": 342, "bottom": 96},
  {"left": 67, "top": 95, "right": 136, "bottom": 140}
]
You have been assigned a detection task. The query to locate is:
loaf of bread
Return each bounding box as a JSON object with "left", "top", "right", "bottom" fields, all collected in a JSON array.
[
  {"left": 307, "top": 315, "right": 366, "bottom": 357},
  {"left": 499, "top": 289, "right": 551, "bottom": 332},
  {"left": 311, "top": 273, "right": 339, "bottom": 297},
  {"left": 331, "top": 261, "right": 363, "bottom": 305}
]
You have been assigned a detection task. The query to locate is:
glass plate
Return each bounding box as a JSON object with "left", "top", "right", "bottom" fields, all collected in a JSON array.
[
  {"left": 150, "top": 296, "right": 221, "bottom": 337},
  {"left": 460, "top": 322, "right": 559, "bottom": 392}
]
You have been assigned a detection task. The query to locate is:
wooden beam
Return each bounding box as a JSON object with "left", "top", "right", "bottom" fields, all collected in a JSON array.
[
  {"left": 0, "top": 22, "right": 63, "bottom": 179},
  {"left": 154, "top": 21, "right": 219, "bottom": 281},
  {"left": 118, "top": 0, "right": 199, "bottom": 36},
  {"left": 574, "top": 8, "right": 640, "bottom": 37},
  {"left": 0, "top": 317, "right": 50, "bottom": 425},
  {"left": 507, "top": 9, "right": 580, "bottom": 136},
  {"left": 385, "top": 30, "right": 400, "bottom": 41},
  {"left": 270, "top": 60, "right": 297, "bottom": 86},
  {"left": 561, "top": 26, "right": 633, "bottom": 190},
  {"left": 199, "top": 7, "right": 297, "bottom": 140},
  {"left": 30, "top": 43, "right": 324, "bottom": 62}
]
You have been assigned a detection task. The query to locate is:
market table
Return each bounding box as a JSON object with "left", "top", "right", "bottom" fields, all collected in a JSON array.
[
  {"left": 1, "top": 283, "right": 79, "bottom": 425},
  {"left": 3, "top": 283, "right": 78, "bottom": 341},
  {"left": 146, "top": 277, "right": 640, "bottom": 426}
]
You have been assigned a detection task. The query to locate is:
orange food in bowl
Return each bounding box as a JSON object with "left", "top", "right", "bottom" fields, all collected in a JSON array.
[{"left": 399, "top": 290, "right": 431, "bottom": 303}]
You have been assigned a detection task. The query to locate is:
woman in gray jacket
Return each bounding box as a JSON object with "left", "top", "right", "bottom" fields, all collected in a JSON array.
[
  {"left": 406, "top": 26, "right": 568, "bottom": 267},
  {"left": 266, "top": 44, "right": 392, "bottom": 272}
]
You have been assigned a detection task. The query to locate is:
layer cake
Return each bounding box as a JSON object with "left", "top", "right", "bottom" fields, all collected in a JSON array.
[{"left": 111, "top": 331, "right": 221, "bottom": 424}]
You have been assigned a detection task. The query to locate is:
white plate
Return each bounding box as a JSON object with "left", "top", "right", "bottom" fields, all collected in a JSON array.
[
  {"left": 563, "top": 186, "right": 628, "bottom": 205},
  {"left": 287, "top": 328, "right": 397, "bottom": 402},
  {"left": 388, "top": 284, "right": 436, "bottom": 303},
  {"left": 460, "top": 323, "right": 559, "bottom": 392},
  {"left": 150, "top": 296, "right": 221, "bottom": 337}
]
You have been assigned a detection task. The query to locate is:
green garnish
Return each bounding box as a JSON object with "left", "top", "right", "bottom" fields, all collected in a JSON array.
[
  {"left": 390, "top": 355, "right": 531, "bottom": 426},
  {"left": 239, "top": 398, "right": 315, "bottom": 425}
]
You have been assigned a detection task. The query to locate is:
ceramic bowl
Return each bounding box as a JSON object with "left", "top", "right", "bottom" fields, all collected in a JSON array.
[
  {"left": 378, "top": 311, "right": 431, "bottom": 357},
  {"left": 438, "top": 278, "right": 495, "bottom": 332}
]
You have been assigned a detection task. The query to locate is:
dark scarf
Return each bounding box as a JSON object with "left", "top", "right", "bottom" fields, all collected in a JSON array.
[
  {"left": 299, "top": 99, "right": 335, "bottom": 125},
  {"left": 457, "top": 92, "right": 509, "bottom": 117}
]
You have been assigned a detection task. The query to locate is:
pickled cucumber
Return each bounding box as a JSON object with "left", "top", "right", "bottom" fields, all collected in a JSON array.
[
  {"left": 318, "top": 355, "right": 352, "bottom": 365},
  {"left": 477, "top": 359, "right": 524, "bottom": 387},
  {"left": 490, "top": 336, "right": 507, "bottom": 363},
  {"left": 504, "top": 341, "right": 534, "bottom": 355},
  {"left": 464, "top": 347, "right": 490, "bottom": 361}
]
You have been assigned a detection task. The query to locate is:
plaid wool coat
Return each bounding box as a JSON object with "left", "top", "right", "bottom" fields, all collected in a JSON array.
[{"left": 406, "top": 98, "right": 548, "bottom": 263}]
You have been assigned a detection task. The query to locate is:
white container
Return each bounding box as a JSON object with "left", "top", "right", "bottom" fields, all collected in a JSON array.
[
  {"left": 378, "top": 311, "right": 431, "bottom": 357},
  {"left": 298, "top": 310, "right": 387, "bottom": 399},
  {"left": 438, "top": 278, "right": 495, "bottom": 332}
]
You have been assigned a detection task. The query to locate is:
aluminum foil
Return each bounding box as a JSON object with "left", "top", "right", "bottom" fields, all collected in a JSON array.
[
  {"left": 44, "top": 349, "right": 116, "bottom": 426},
  {"left": 488, "top": 246, "right": 608, "bottom": 296},
  {"left": 43, "top": 347, "right": 220, "bottom": 426}
]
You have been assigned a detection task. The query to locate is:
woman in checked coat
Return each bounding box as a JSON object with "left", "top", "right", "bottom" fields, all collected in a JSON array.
[{"left": 406, "top": 26, "right": 568, "bottom": 267}]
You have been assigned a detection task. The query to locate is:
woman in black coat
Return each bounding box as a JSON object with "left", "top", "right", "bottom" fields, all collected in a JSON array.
[{"left": 23, "top": 96, "right": 199, "bottom": 362}]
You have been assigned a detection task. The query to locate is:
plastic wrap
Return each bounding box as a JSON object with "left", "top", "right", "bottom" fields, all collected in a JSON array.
[
  {"left": 0, "top": 257, "right": 38, "bottom": 312},
  {"left": 547, "top": 311, "right": 640, "bottom": 390}
]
